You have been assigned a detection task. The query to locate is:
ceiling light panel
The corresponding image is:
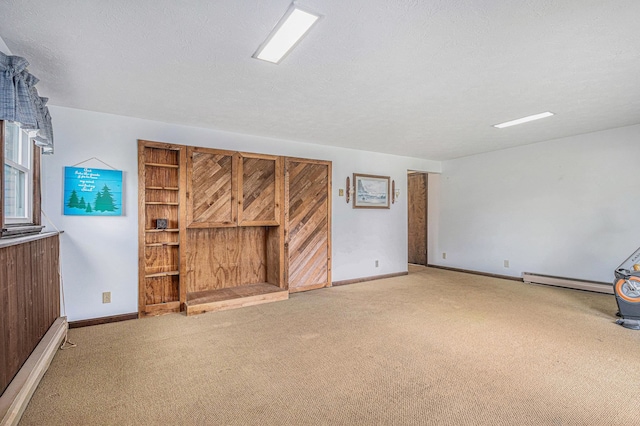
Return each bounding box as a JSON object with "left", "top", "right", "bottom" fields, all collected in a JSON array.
[
  {"left": 493, "top": 112, "right": 555, "bottom": 129},
  {"left": 253, "top": 4, "right": 322, "bottom": 64}
]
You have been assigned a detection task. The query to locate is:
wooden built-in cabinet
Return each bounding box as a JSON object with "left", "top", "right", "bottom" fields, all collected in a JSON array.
[
  {"left": 185, "top": 148, "right": 282, "bottom": 228},
  {"left": 138, "top": 140, "right": 330, "bottom": 317},
  {"left": 186, "top": 147, "right": 237, "bottom": 228},
  {"left": 238, "top": 153, "right": 282, "bottom": 226},
  {"left": 183, "top": 147, "right": 285, "bottom": 315}
]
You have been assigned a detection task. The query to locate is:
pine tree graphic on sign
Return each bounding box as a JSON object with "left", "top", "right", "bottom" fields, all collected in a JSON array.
[
  {"left": 94, "top": 185, "right": 117, "bottom": 212},
  {"left": 67, "top": 190, "right": 80, "bottom": 208}
]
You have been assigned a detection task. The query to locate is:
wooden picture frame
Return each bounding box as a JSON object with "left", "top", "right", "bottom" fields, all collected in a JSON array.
[{"left": 353, "top": 173, "right": 390, "bottom": 209}]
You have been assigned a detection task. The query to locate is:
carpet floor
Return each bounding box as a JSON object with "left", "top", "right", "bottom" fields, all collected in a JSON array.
[{"left": 18, "top": 266, "right": 640, "bottom": 425}]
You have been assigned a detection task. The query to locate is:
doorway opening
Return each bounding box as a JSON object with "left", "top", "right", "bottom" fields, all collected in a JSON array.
[{"left": 408, "top": 171, "right": 428, "bottom": 266}]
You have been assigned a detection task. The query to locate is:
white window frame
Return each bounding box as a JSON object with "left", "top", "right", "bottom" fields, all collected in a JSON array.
[{"left": 3, "top": 121, "right": 34, "bottom": 225}]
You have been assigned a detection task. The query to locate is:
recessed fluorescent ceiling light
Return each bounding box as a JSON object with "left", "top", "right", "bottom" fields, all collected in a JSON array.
[
  {"left": 493, "top": 112, "right": 555, "bottom": 129},
  {"left": 253, "top": 4, "right": 321, "bottom": 64}
]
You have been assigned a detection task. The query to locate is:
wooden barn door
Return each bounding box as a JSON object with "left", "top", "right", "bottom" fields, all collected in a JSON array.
[
  {"left": 408, "top": 172, "right": 428, "bottom": 265},
  {"left": 285, "top": 158, "right": 332, "bottom": 292}
]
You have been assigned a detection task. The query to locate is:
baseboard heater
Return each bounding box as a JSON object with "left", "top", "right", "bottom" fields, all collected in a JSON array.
[
  {"left": 522, "top": 272, "right": 613, "bottom": 294},
  {"left": 1, "top": 317, "right": 67, "bottom": 426}
]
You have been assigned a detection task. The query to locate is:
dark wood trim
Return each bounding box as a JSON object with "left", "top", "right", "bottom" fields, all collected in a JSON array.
[
  {"left": 345, "top": 176, "right": 350, "bottom": 204},
  {"left": 332, "top": 271, "right": 409, "bottom": 287},
  {"left": 137, "top": 141, "right": 146, "bottom": 316},
  {"left": 326, "top": 161, "right": 332, "bottom": 290},
  {"left": 391, "top": 179, "right": 395, "bottom": 204},
  {"left": 0, "top": 120, "right": 4, "bottom": 230},
  {"left": 68, "top": 313, "right": 139, "bottom": 329},
  {"left": 427, "top": 264, "right": 523, "bottom": 282},
  {"left": 32, "top": 143, "right": 42, "bottom": 226},
  {"left": 424, "top": 173, "right": 428, "bottom": 263}
]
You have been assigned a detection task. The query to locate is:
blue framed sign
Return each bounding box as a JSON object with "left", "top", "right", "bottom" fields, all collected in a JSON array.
[{"left": 64, "top": 167, "right": 123, "bottom": 216}]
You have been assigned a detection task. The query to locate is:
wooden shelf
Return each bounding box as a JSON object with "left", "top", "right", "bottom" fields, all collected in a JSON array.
[
  {"left": 146, "top": 186, "right": 179, "bottom": 191},
  {"left": 145, "top": 271, "right": 179, "bottom": 278},
  {"left": 145, "top": 228, "right": 179, "bottom": 233},
  {"left": 186, "top": 283, "right": 288, "bottom": 316},
  {"left": 145, "top": 242, "right": 179, "bottom": 247},
  {"left": 145, "top": 162, "right": 179, "bottom": 168},
  {"left": 145, "top": 202, "right": 179, "bottom": 206}
]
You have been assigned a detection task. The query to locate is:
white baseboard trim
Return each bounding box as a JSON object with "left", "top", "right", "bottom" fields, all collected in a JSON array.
[
  {"left": 0, "top": 317, "right": 67, "bottom": 426},
  {"left": 522, "top": 272, "right": 613, "bottom": 294}
]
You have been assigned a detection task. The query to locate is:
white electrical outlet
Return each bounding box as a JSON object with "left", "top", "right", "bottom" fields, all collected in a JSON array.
[
  {"left": 504, "top": 260, "right": 509, "bottom": 268},
  {"left": 442, "top": 252, "right": 447, "bottom": 259},
  {"left": 102, "top": 292, "right": 111, "bottom": 304},
  {"left": 375, "top": 260, "right": 379, "bottom": 267}
]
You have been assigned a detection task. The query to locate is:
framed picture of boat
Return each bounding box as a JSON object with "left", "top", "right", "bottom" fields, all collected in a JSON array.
[{"left": 353, "top": 173, "right": 390, "bottom": 209}]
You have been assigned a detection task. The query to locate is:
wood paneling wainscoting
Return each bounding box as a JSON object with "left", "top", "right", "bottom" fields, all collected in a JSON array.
[
  {"left": 0, "top": 233, "right": 60, "bottom": 394},
  {"left": 1, "top": 232, "right": 64, "bottom": 425}
]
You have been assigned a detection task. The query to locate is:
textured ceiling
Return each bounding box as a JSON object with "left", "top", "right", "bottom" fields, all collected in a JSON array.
[{"left": 1, "top": 0, "right": 639, "bottom": 160}]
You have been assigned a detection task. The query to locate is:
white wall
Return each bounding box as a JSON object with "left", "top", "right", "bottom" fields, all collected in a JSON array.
[
  {"left": 0, "top": 35, "right": 11, "bottom": 54},
  {"left": 427, "top": 173, "right": 440, "bottom": 264},
  {"left": 429, "top": 124, "right": 640, "bottom": 283},
  {"left": 42, "top": 106, "right": 441, "bottom": 321}
]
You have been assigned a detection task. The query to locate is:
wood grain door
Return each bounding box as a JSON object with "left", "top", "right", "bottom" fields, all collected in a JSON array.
[
  {"left": 408, "top": 172, "right": 428, "bottom": 265},
  {"left": 186, "top": 146, "right": 238, "bottom": 228},
  {"left": 285, "top": 158, "right": 332, "bottom": 292},
  {"left": 238, "top": 153, "right": 282, "bottom": 226}
]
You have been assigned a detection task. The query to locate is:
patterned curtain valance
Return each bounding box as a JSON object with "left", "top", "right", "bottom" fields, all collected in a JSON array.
[{"left": 0, "top": 51, "right": 54, "bottom": 154}]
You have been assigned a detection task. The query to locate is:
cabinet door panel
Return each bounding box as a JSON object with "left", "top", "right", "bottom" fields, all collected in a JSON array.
[
  {"left": 285, "top": 159, "right": 331, "bottom": 292},
  {"left": 186, "top": 147, "right": 237, "bottom": 227},
  {"left": 238, "top": 154, "right": 281, "bottom": 226}
]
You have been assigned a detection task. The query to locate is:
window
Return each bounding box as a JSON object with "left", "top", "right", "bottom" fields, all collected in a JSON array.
[
  {"left": 1, "top": 120, "right": 42, "bottom": 236},
  {"left": 4, "top": 121, "right": 33, "bottom": 223}
]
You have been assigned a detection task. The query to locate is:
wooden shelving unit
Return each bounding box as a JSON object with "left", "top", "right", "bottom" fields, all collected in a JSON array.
[
  {"left": 138, "top": 141, "right": 185, "bottom": 317},
  {"left": 138, "top": 141, "right": 331, "bottom": 317}
]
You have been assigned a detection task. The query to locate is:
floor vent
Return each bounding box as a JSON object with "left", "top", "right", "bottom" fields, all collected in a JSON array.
[{"left": 522, "top": 272, "right": 613, "bottom": 294}]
